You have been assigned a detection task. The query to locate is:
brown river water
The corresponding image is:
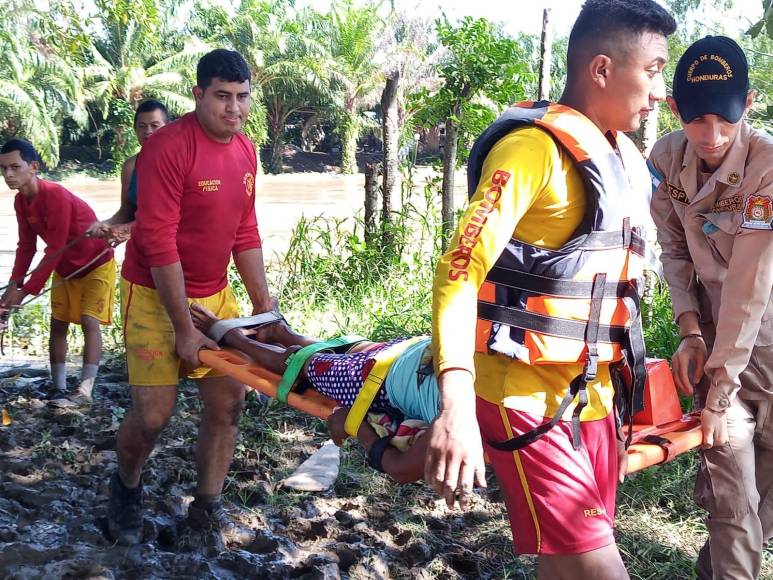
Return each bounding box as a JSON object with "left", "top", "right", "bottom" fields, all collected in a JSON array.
[{"left": 0, "top": 170, "right": 468, "bottom": 283}]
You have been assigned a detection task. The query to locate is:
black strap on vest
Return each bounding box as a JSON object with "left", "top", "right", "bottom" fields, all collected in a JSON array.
[
  {"left": 486, "top": 267, "right": 632, "bottom": 299},
  {"left": 477, "top": 303, "right": 628, "bottom": 343},
  {"left": 488, "top": 373, "right": 586, "bottom": 452},
  {"left": 486, "top": 272, "right": 648, "bottom": 453},
  {"left": 489, "top": 274, "right": 609, "bottom": 452}
]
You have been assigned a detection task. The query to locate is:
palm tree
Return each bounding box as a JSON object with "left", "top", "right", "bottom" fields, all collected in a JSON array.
[
  {"left": 261, "top": 9, "right": 334, "bottom": 173},
  {"left": 82, "top": 0, "right": 203, "bottom": 162},
  {"left": 0, "top": 6, "right": 88, "bottom": 166},
  {"left": 322, "top": 0, "right": 385, "bottom": 174},
  {"left": 189, "top": 1, "right": 336, "bottom": 173}
]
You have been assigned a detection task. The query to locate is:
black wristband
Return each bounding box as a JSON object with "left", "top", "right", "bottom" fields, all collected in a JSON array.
[
  {"left": 680, "top": 333, "right": 703, "bottom": 343},
  {"left": 367, "top": 436, "right": 392, "bottom": 473}
]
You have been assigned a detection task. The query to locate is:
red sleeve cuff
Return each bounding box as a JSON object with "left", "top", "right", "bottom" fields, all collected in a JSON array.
[
  {"left": 22, "top": 278, "right": 45, "bottom": 296},
  {"left": 233, "top": 239, "right": 262, "bottom": 255},
  {"left": 146, "top": 250, "right": 181, "bottom": 268}
]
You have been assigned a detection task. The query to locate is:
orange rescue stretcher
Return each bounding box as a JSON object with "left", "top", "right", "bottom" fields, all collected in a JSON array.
[{"left": 199, "top": 349, "right": 703, "bottom": 475}]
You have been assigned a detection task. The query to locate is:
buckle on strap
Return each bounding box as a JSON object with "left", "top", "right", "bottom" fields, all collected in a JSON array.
[
  {"left": 584, "top": 346, "right": 598, "bottom": 382},
  {"left": 569, "top": 373, "right": 591, "bottom": 450},
  {"left": 207, "top": 311, "right": 284, "bottom": 344},
  {"left": 622, "top": 217, "right": 632, "bottom": 248}
]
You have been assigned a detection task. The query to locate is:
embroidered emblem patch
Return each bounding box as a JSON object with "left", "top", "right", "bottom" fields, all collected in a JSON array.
[
  {"left": 727, "top": 171, "right": 741, "bottom": 186},
  {"left": 667, "top": 182, "right": 688, "bottom": 205},
  {"left": 742, "top": 195, "right": 773, "bottom": 230},
  {"left": 243, "top": 172, "right": 255, "bottom": 197},
  {"left": 714, "top": 194, "right": 743, "bottom": 213}
]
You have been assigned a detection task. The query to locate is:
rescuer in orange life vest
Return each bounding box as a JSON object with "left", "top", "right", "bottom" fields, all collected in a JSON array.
[
  {"left": 649, "top": 36, "right": 773, "bottom": 580},
  {"left": 426, "top": 1, "right": 676, "bottom": 578}
]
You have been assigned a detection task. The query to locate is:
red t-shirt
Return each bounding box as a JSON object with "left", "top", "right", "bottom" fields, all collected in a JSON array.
[
  {"left": 122, "top": 112, "right": 262, "bottom": 297},
  {"left": 11, "top": 179, "right": 113, "bottom": 296}
]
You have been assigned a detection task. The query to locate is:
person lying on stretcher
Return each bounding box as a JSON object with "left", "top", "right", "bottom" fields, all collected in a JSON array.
[{"left": 190, "top": 303, "right": 439, "bottom": 486}]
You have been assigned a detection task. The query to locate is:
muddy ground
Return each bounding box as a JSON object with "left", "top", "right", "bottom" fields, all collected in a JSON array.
[{"left": 0, "top": 358, "right": 530, "bottom": 580}]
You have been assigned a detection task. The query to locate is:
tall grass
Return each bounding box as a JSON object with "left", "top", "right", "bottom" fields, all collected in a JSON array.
[{"left": 250, "top": 172, "right": 445, "bottom": 341}]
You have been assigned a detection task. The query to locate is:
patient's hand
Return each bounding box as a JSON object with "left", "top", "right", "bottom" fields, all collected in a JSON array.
[{"left": 328, "top": 407, "right": 350, "bottom": 446}]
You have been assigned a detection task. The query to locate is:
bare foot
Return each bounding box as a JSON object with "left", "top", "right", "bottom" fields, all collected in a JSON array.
[{"left": 190, "top": 302, "right": 220, "bottom": 334}]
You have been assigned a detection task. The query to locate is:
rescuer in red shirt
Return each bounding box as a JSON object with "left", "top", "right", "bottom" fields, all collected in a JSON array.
[
  {"left": 0, "top": 138, "right": 116, "bottom": 404},
  {"left": 107, "top": 49, "right": 280, "bottom": 548}
]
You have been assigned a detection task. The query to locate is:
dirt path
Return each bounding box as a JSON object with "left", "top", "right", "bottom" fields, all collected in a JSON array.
[
  {"left": 0, "top": 171, "right": 467, "bottom": 283},
  {"left": 0, "top": 359, "right": 525, "bottom": 579}
]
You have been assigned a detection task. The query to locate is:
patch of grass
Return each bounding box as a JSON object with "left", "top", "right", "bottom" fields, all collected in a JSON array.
[{"left": 642, "top": 277, "right": 680, "bottom": 359}]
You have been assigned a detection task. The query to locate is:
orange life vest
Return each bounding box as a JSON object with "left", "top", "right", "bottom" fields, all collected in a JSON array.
[{"left": 466, "top": 101, "right": 657, "bottom": 450}]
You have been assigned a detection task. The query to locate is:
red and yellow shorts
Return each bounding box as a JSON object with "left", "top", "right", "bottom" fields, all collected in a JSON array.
[
  {"left": 120, "top": 278, "right": 239, "bottom": 386},
  {"left": 51, "top": 258, "right": 116, "bottom": 324},
  {"left": 477, "top": 397, "right": 618, "bottom": 555}
]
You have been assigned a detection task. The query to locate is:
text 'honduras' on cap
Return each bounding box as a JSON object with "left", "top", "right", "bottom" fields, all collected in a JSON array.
[{"left": 672, "top": 35, "right": 749, "bottom": 124}]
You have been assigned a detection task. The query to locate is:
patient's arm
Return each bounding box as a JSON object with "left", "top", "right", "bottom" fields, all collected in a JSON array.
[
  {"left": 219, "top": 328, "right": 294, "bottom": 375},
  {"left": 328, "top": 407, "right": 428, "bottom": 484}
]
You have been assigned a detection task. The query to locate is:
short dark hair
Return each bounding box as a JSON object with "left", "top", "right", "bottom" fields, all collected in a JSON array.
[
  {"left": 0, "top": 139, "right": 40, "bottom": 164},
  {"left": 567, "top": 0, "right": 676, "bottom": 74},
  {"left": 134, "top": 99, "right": 170, "bottom": 126},
  {"left": 196, "top": 49, "right": 251, "bottom": 90}
]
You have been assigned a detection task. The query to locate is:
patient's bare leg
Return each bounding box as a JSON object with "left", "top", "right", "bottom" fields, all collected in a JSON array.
[{"left": 191, "top": 303, "right": 303, "bottom": 375}]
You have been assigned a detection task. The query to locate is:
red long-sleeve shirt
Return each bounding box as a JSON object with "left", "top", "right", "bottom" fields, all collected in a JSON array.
[
  {"left": 10, "top": 179, "right": 113, "bottom": 295},
  {"left": 122, "top": 112, "right": 262, "bottom": 297}
]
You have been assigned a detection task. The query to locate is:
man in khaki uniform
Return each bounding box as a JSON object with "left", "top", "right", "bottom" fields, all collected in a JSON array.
[{"left": 649, "top": 36, "right": 773, "bottom": 579}]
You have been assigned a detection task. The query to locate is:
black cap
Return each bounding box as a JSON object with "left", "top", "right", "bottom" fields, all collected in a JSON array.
[{"left": 672, "top": 36, "right": 749, "bottom": 124}]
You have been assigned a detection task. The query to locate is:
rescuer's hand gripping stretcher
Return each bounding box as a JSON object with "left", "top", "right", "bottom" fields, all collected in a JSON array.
[{"left": 192, "top": 304, "right": 702, "bottom": 484}]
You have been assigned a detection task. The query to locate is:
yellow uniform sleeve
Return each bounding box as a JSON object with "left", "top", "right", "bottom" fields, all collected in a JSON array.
[{"left": 432, "top": 127, "right": 572, "bottom": 378}]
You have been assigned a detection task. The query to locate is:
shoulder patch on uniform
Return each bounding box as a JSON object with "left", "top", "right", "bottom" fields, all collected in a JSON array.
[
  {"left": 647, "top": 159, "right": 664, "bottom": 193},
  {"left": 742, "top": 194, "right": 773, "bottom": 230},
  {"left": 666, "top": 182, "right": 688, "bottom": 205},
  {"left": 714, "top": 194, "right": 743, "bottom": 213}
]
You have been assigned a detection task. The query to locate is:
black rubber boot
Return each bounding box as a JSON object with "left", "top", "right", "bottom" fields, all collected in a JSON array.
[
  {"left": 106, "top": 472, "right": 143, "bottom": 545},
  {"left": 182, "top": 498, "right": 253, "bottom": 548}
]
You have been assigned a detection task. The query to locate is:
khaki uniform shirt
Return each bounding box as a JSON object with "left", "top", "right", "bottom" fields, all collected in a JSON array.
[{"left": 649, "top": 122, "right": 773, "bottom": 410}]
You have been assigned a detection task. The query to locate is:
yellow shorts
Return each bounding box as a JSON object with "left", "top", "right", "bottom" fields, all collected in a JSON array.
[
  {"left": 120, "top": 278, "right": 239, "bottom": 386},
  {"left": 51, "top": 258, "right": 116, "bottom": 324}
]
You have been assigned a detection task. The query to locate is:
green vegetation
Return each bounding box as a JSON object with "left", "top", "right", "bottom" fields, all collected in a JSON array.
[
  {"left": 5, "top": 0, "right": 773, "bottom": 578},
  {"left": 2, "top": 0, "right": 772, "bottom": 172}
]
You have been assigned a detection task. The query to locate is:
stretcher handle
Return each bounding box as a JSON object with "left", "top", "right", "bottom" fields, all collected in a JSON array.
[{"left": 198, "top": 348, "right": 338, "bottom": 420}]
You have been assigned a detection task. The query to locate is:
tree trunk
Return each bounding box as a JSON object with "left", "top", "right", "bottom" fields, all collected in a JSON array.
[
  {"left": 300, "top": 113, "right": 319, "bottom": 151},
  {"left": 423, "top": 126, "right": 441, "bottom": 155},
  {"left": 270, "top": 132, "right": 284, "bottom": 174},
  {"left": 381, "top": 72, "right": 400, "bottom": 247},
  {"left": 629, "top": 102, "right": 659, "bottom": 155},
  {"left": 441, "top": 115, "right": 459, "bottom": 250},
  {"left": 340, "top": 112, "right": 359, "bottom": 175},
  {"left": 364, "top": 162, "right": 381, "bottom": 244},
  {"left": 267, "top": 108, "right": 285, "bottom": 174},
  {"left": 538, "top": 8, "right": 553, "bottom": 101}
]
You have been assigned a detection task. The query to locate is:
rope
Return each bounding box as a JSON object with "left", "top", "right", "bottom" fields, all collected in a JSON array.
[
  {"left": 0, "top": 234, "right": 115, "bottom": 356},
  {"left": 0, "top": 229, "right": 94, "bottom": 294}
]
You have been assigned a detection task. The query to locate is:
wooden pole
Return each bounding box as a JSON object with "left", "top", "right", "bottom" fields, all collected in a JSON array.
[
  {"left": 381, "top": 72, "right": 400, "bottom": 247},
  {"left": 538, "top": 8, "right": 552, "bottom": 101}
]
